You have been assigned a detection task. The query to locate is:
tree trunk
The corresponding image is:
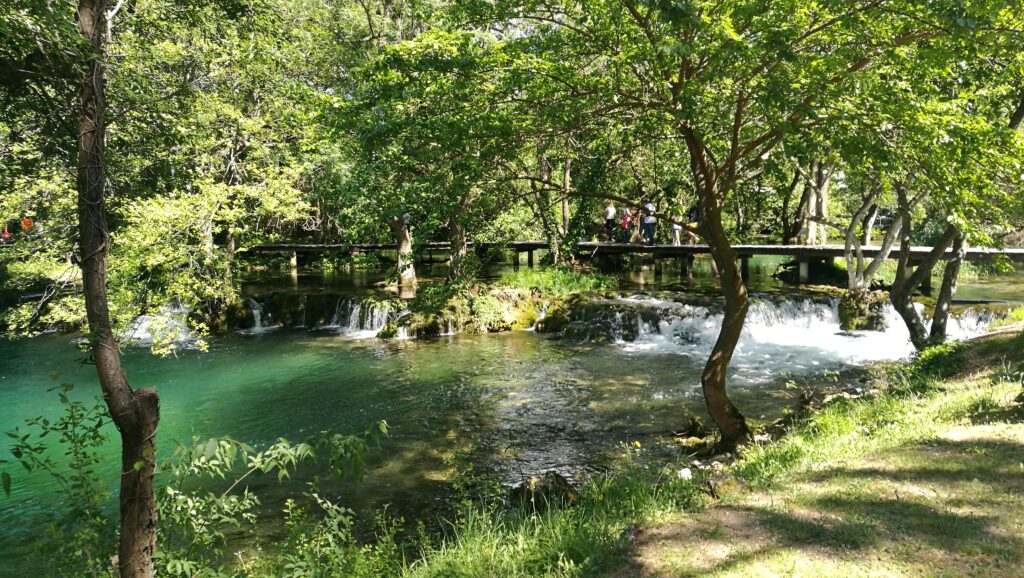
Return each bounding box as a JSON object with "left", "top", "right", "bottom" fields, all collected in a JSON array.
[
  {"left": 448, "top": 214, "right": 468, "bottom": 280},
  {"left": 779, "top": 166, "right": 801, "bottom": 244},
  {"left": 560, "top": 158, "right": 572, "bottom": 238},
  {"left": 1010, "top": 91, "right": 1024, "bottom": 131},
  {"left": 700, "top": 196, "right": 751, "bottom": 450},
  {"left": 812, "top": 161, "right": 832, "bottom": 245},
  {"left": 77, "top": 2, "right": 159, "bottom": 577},
  {"left": 890, "top": 214, "right": 958, "bottom": 350},
  {"left": 929, "top": 233, "right": 966, "bottom": 344},
  {"left": 388, "top": 216, "right": 416, "bottom": 285},
  {"left": 531, "top": 156, "right": 560, "bottom": 265},
  {"left": 861, "top": 203, "right": 878, "bottom": 245},
  {"left": 785, "top": 174, "right": 814, "bottom": 244}
]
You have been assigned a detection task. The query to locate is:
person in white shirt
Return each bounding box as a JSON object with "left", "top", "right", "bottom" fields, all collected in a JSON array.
[
  {"left": 670, "top": 214, "right": 683, "bottom": 245},
  {"left": 602, "top": 201, "right": 617, "bottom": 241},
  {"left": 641, "top": 198, "right": 657, "bottom": 244}
]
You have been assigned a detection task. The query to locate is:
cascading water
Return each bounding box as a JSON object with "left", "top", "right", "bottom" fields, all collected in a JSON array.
[
  {"left": 123, "top": 305, "right": 194, "bottom": 346},
  {"left": 564, "top": 294, "right": 1001, "bottom": 386},
  {"left": 320, "top": 297, "right": 405, "bottom": 338},
  {"left": 240, "top": 298, "right": 280, "bottom": 335}
]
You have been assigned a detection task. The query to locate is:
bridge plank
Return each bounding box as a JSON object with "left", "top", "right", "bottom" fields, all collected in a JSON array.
[{"left": 247, "top": 241, "right": 1024, "bottom": 262}]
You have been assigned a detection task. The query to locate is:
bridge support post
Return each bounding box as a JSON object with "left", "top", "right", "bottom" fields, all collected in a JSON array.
[
  {"left": 654, "top": 259, "right": 663, "bottom": 281},
  {"left": 527, "top": 249, "right": 534, "bottom": 268},
  {"left": 678, "top": 256, "right": 689, "bottom": 277},
  {"left": 798, "top": 259, "right": 809, "bottom": 284},
  {"left": 290, "top": 251, "right": 298, "bottom": 271},
  {"left": 740, "top": 256, "right": 750, "bottom": 283}
]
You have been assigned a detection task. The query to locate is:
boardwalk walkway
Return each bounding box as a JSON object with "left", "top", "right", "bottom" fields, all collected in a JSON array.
[{"left": 250, "top": 241, "right": 1024, "bottom": 285}]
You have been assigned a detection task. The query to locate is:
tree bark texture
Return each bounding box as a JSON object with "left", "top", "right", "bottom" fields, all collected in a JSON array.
[
  {"left": 77, "top": 2, "right": 159, "bottom": 577},
  {"left": 929, "top": 233, "right": 966, "bottom": 344},
  {"left": 890, "top": 214, "right": 959, "bottom": 350},
  {"left": 560, "top": 158, "right": 572, "bottom": 238},
  {"left": 698, "top": 194, "right": 752, "bottom": 450},
  {"left": 388, "top": 216, "right": 416, "bottom": 285},
  {"left": 531, "top": 156, "right": 560, "bottom": 265},
  {"left": 447, "top": 212, "right": 468, "bottom": 280}
]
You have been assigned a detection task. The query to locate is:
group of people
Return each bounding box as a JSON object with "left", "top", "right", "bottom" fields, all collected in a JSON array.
[
  {"left": 0, "top": 214, "right": 34, "bottom": 243},
  {"left": 601, "top": 200, "right": 699, "bottom": 245}
]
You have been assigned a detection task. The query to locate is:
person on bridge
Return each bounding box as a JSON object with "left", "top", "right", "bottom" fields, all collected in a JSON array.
[
  {"left": 641, "top": 198, "right": 657, "bottom": 244},
  {"left": 620, "top": 207, "right": 634, "bottom": 243},
  {"left": 602, "top": 201, "right": 617, "bottom": 241},
  {"left": 685, "top": 203, "right": 701, "bottom": 244},
  {"left": 670, "top": 214, "right": 683, "bottom": 246}
]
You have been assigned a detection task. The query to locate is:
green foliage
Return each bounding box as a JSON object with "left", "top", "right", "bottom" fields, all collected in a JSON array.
[
  {"left": 911, "top": 342, "right": 967, "bottom": 379},
  {"left": 497, "top": 269, "right": 617, "bottom": 296},
  {"left": 990, "top": 306, "right": 1024, "bottom": 329},
  {"left": 467, "top": 293, "right": 507, "bottom": 332},
  {"left": 2, "top": 381, "right": 114, "bottom": 577}
]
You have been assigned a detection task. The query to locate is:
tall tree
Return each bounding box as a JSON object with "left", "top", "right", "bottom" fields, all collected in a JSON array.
[{"left": 76, "top": 2, "right": 159, "bottom": 576}]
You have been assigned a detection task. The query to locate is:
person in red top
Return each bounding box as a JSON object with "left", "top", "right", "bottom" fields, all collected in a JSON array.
[
  {"left": 620, "top": 207, "right": 634, "bottom": 242},
  {"left": 21, "top": 214, "right": 33, "bottom": 233}
]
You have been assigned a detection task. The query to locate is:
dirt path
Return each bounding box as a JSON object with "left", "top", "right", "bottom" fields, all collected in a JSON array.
[{"left": 614, "top": 422, "right": 1024, "bottom": 577}]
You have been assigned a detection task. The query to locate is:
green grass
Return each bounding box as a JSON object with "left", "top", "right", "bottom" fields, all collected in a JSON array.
[
  {"left": 395, "top": 332, "right": 1024, "bottom": 578},
  {"left": 497, "top": 268, "right": 617, "bottom": 296},
  {"left": 404, "top": 463, "right": 702, "bottom": 577},
  {"left": 619, "top": 331, "right": 1024, "bottom": 577}
]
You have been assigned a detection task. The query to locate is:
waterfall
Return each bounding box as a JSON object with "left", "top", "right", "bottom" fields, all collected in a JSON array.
[
  {"left": 562, "top": 294, "right": 1001, "bottom": 383},
  {"left": 123, "top": 305, "right": 194, "bottom": 346},
  {"left": 320, "top": 297, "right": 402, "bottom": 339},
  {"left": 241, "top": 298, "right": 279, "bottom": 335},
  {"left": 250, "top": 298, "right": 264, "bottom": 329}
]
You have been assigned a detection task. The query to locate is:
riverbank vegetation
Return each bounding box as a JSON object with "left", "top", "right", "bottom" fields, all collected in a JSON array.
[{"left": 3, "top": 0, "right": 1024, "bottom": 575}]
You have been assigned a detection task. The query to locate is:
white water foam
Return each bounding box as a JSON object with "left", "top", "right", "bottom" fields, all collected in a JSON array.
[
  {"left": 123, "top": 305, "right": 195, "bottom": 346},
  {"left": 321, "top": 298, "right": 406, "bottom": 339},
  {"left": 611, "top": 295, "right": 996, "bottom": 385},
  {"left": 240, "top": 298, "right": 280, "bottom": 335}
]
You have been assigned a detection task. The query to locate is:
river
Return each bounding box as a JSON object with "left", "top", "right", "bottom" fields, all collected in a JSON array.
[{"left": 1, "top": 256, "right": 1020, "bottom": 569}]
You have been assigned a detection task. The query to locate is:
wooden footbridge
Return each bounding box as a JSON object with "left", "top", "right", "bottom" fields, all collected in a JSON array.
[{"left": 250, "top": 240, "right": 1024, "bottom": 286}]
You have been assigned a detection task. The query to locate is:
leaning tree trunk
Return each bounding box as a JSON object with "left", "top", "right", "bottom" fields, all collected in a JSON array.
[
  {"left": 77, "top": 2, "right": 159, "bottom": 577},
  {"left": 890, "top": 215, "right": 958, "bottom": 350},
  {"left": 388, "top": 216, "right": 416, "bottom": 286},
  {"left": 929, "top": 233, "right": 966, "bottom": 344},
  {"left": 698, "top": 187, "right": 751, "bottom": 450}
]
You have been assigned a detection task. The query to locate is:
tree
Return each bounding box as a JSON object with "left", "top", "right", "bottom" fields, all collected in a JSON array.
[{"left": 76, "top": 2, "right": 159, "bottom": 576}]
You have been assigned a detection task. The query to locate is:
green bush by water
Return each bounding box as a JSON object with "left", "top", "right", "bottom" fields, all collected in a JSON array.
[{"left": 497, "top": 268, "right": 617, "bottom": 296}]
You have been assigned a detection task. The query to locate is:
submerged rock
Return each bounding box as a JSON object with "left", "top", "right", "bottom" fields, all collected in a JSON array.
[{"left": 509, "top": 471, "right": 580, "bottom": 509}]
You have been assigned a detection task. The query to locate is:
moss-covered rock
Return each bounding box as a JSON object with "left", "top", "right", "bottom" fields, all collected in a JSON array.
[
  {"left": 535, "top": 304, "right": 570, "bottom": 333},
  {"left": 838, "top": 290, "right": 889, "bottom": 331},
  {"left": 377, "top": 323, "right": 399, "bottom": 339}
]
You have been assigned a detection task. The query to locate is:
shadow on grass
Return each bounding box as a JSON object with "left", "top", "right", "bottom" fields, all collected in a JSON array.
[
  {"left": 966, "top": 399, "right": 1024, "bottom": 425},
  {"left": 616, "top": 436, "right": 1024, "bottom": 577}
]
